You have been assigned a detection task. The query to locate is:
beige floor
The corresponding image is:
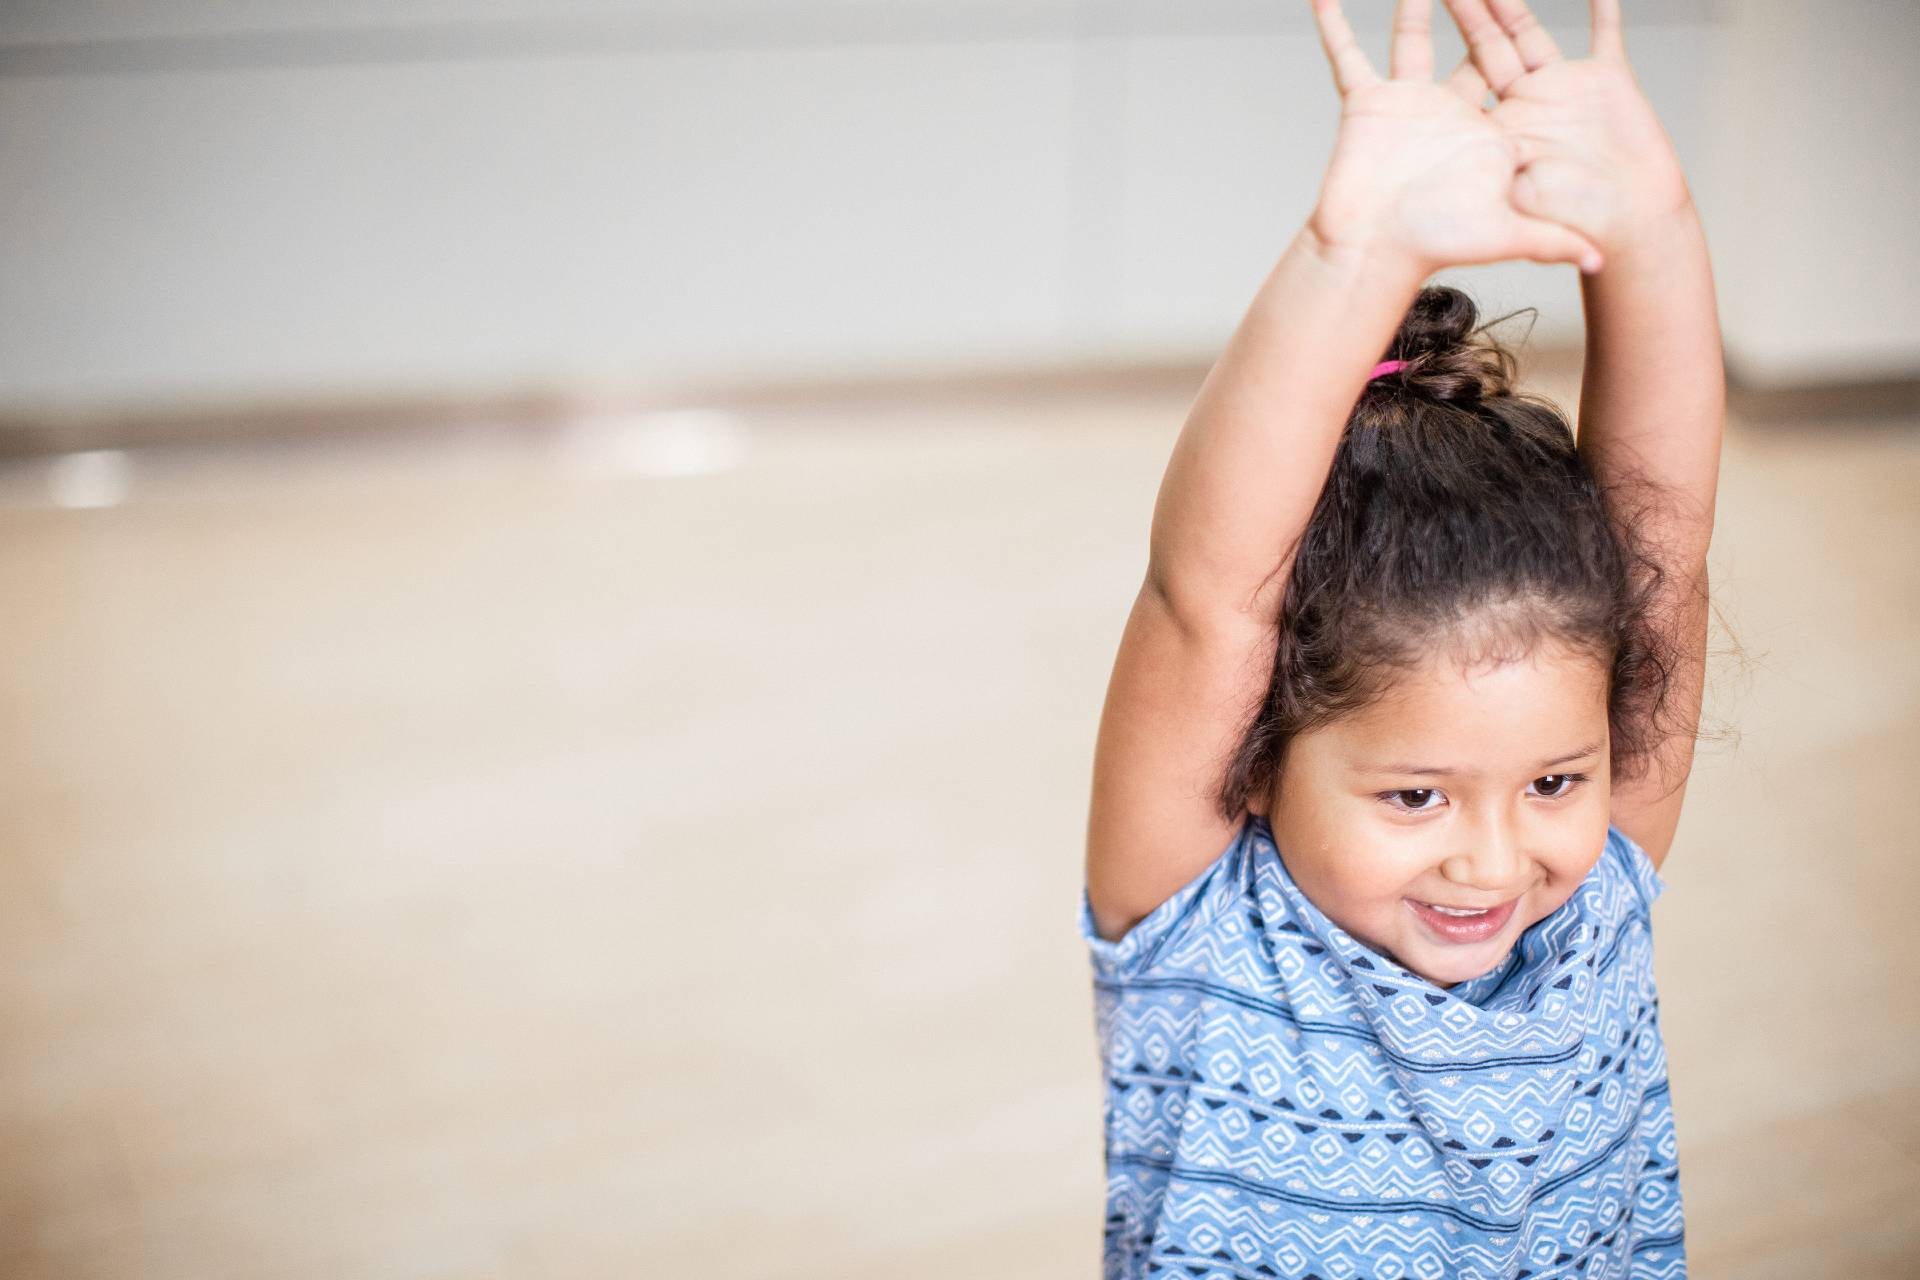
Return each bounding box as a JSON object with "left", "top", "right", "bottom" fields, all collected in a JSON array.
[{"left": 0, "top": 364, "right": 1916, "bottom": 1278}]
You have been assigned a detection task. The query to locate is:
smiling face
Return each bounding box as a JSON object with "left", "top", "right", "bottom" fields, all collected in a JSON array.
[{"left": 1257, "top": 636, "right": 1613, "bottom": 988}]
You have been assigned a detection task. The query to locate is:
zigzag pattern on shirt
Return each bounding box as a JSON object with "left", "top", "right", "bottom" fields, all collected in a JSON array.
[
  {"left": 1086, "top": 817, "right": 1686, "bottom": 1279},
  {"left": 1126, "top": 1181, "right": 1672, "bottom": 1279}
]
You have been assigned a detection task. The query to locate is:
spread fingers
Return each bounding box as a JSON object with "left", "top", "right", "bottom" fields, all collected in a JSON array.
[
  {"left": 1485, "top": 0, "right": 1565, "bottom": 70},
  {"left": 1389, "top": 0, "right": 1436, "bottom": 81},
  {"left": 1441, "top": 0, "right": 1527, "bottom": 95},
  {"left": 1310, "top": 0, "right": 1382, "bottom": 96},
  {"left": 1590, "top": 0, "right": 1627, "bottom": 60}
]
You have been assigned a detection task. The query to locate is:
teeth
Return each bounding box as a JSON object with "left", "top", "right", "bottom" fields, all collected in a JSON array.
[{"left": 1426, "top": 903, "right": 1490, "bottom": 917}]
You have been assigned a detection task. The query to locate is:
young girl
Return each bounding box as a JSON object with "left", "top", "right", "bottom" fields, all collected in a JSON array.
[{"left": 1081, "top": 1, "right": 1723, "bottom": 1275}]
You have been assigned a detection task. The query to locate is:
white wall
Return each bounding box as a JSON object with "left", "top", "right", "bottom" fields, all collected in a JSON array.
[
  {"left": 1697, "top": 0, "right": 1920, "bottom": 389},
  {"left": 0, "top": 1, "right": 1907, "bottom": 418}
]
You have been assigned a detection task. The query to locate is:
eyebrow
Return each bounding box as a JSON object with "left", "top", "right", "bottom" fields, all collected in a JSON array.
[{"left": 1355, "top": 742, "right": 1606, "bottom": 778}]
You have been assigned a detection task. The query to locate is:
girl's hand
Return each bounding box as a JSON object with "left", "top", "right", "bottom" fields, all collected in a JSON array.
[
  {"left": 1308, "top": 0, "right": 1604, "bottom": 276},
  {"left": 1441, "top": 0, "right": 1693, "bottom": 257}
]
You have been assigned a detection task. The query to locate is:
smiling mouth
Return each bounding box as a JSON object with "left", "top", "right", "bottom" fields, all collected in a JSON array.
[{"left": 1407, "top": 897, "right": 1518, "bottom": 943}]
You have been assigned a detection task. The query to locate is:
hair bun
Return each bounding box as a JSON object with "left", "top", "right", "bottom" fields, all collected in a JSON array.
[{"left": 1375, "top": 285, "right": 1519, "bottom": 403}]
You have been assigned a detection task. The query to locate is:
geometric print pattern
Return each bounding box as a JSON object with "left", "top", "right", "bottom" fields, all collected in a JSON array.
[{"left": 1080, "top": 818, "right": 1685, "bottom": 1279}]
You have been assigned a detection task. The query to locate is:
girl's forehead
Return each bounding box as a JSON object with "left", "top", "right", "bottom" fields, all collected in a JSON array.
[
  {"left": 1325, "top": 646, "right": 1610, "bottom": 771},
  {"left": 1376, "top": 642, "right": 1609, "bottom": 706}
]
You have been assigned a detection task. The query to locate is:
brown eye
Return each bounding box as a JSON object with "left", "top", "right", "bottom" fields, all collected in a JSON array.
[
  {"left": 1531, "top": 774, "right": 1580, "bottom": 798},
  {"left": 1387, "top": 788, "right": 1442, "bottom": 812}
]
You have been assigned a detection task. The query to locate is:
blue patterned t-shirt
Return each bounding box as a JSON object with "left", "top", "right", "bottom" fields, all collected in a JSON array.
[{"left": 1080, "top": 816, "right": 1685, "bottom": 1279}]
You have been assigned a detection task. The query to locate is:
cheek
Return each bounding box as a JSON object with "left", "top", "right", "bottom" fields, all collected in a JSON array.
[
  {"left": 1551, "top": 841, "right": 1607, "bottom": 886},
  {"left": 1308, "top": 836, "right": 1425, "bottom": 907},
  {"left": 1274, "top": 778, "right": 1432, "bottom": 910},
  {"left": 1532, "top": 832, "right": 1611, "bottom": 913}
]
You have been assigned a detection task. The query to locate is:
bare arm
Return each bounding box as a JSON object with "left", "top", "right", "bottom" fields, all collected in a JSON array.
[
  {"left": 1086, "top": 0, "right": 1605, "bottom": 943},
  {"left": 1087, "top": 231, "right": 1429, "bottom": 942},
  {"left": 1438, "top": 0, "right": 1725, "bottom": 868},
  {"left": 1576, "top": 208, "right": 1724, "bottom": 868}
]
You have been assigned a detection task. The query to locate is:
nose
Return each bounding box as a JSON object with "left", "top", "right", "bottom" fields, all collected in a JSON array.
[{"left": 1439, "top": 810, "right": 1527, "bottom": 893}]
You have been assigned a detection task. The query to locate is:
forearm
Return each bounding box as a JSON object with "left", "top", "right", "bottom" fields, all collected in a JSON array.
[
  {"left": 1576, "top": 203, "right": 1726, "bottom": 570},
  {"left": 1146, "top": 225, "right": 1429, "bottom": 628}
]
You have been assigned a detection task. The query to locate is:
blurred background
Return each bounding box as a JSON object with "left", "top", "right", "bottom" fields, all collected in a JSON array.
[{"left": 1, "top": 1, "right": 1916, "bottom": 1276}]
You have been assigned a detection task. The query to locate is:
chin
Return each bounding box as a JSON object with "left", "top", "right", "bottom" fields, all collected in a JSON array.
[{"left": 1408, "top": 942, "right": 1512, "bottom": 989}]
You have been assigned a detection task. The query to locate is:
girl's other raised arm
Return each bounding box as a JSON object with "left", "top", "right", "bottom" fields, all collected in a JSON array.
[
  {"left": 1439, "top": 0, "right": 1725, "bottom": 868},
  {"left": 1577, "top": 207, "right": 1722, "bottom": 871},
  {"left": 1086, "top": 0, "right": 1605, "bottom": 943}
]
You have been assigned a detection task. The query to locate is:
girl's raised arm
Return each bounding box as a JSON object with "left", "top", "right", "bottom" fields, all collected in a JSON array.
[
  {"left": 1440, "top": 0, "right": 1725, "bottom": 868},
  {"left": 1086, "top": 0, "right": 1604, "bottom": 942}
]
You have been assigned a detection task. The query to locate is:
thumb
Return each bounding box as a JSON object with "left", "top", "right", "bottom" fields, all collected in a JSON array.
[
  {"left": 1511, "top": 213, "right": 1604, "bottom": 275},
  {"left": 1514, "top": 162, "right": 1618, "bottom": 255},
  {"left": 1512, "top": 167, "right": 1548, "bottom": 217}
]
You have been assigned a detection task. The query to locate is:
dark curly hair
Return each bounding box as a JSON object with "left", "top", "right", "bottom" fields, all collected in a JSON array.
[{"left": 1217, "top": 284, "right": 1681, "bottom": 818}]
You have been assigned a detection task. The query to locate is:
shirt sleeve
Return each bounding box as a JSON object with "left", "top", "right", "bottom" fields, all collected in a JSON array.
[
  {"left": 1605, "top": 823, "right": 1667, "bottom": 914},
  {"left": 1078, "top": 820, "right": 1248, "bottom": 981}
]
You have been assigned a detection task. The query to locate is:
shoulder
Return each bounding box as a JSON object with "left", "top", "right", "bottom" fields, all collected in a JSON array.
[
  {"left": 1077, "top": 815, "right": 1259, "bottom": 980},
  {"left": 1600, "top": 822, "right": 1667, "bottom": 915}
]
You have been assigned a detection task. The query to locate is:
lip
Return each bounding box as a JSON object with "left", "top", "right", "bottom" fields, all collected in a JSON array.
[{"left": 1406, "top": 896, "right": 1519, "bottom": 944}]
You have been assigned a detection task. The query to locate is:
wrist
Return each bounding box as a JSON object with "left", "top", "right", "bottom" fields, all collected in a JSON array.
[
  {"left": 1296, "top": 217, "right": 1433, "bottom": 294},
  {"left": 1585, "top": 195, "right": 1707, "bottom": 279},
  {"left": 1590, "top": 158, "right": 1697, "bottom": 256}
]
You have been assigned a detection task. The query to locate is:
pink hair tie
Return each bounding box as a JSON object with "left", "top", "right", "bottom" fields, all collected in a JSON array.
[{"left": 1369, "top": 359, "right": 1410, "bottom": 380}]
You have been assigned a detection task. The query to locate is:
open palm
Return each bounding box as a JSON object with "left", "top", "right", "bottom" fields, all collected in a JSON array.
[
  {"left": 1308, "top": 0, "right": 1602, "bottom": 275},
  {"left": 1442, "top": 0, "right": 1692, "bottom": 253}
]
